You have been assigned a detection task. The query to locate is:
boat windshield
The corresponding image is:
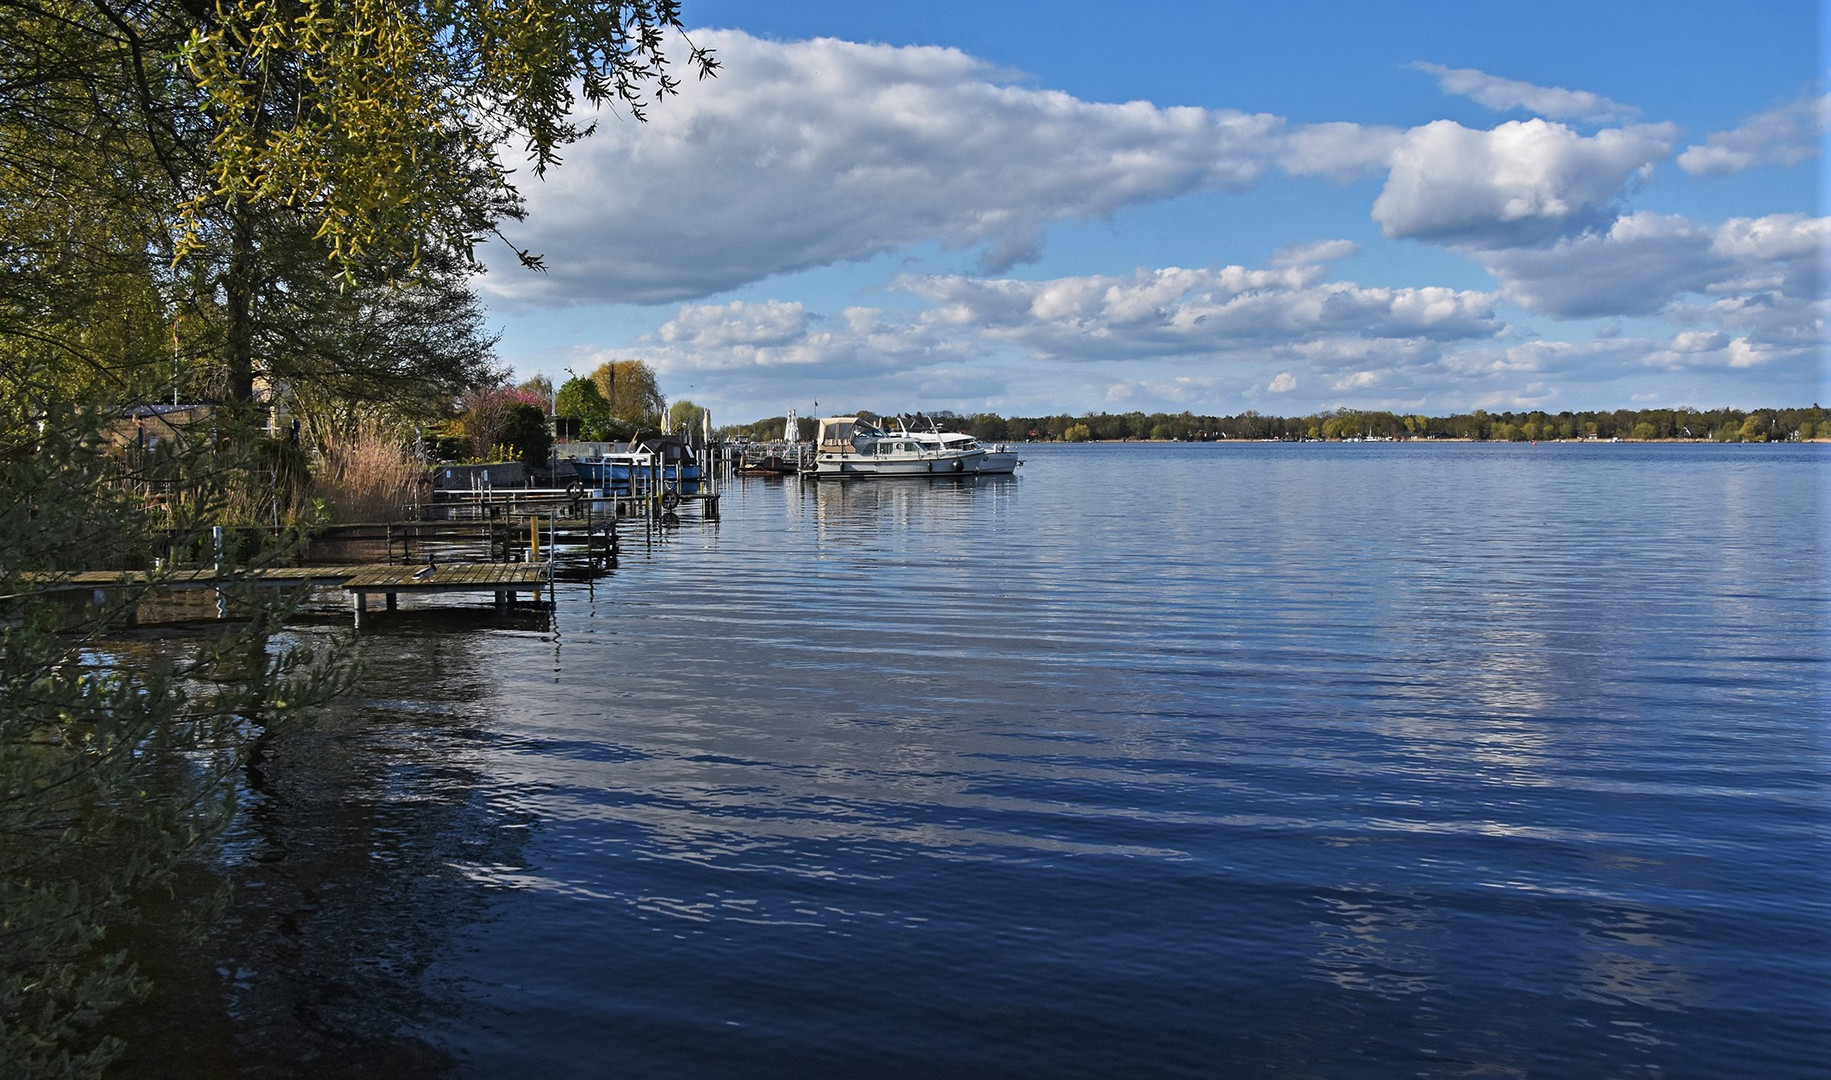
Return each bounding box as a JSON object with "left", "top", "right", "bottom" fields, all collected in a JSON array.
[{"left": 819, "top": 417, "right": 886, "bottom": 448}]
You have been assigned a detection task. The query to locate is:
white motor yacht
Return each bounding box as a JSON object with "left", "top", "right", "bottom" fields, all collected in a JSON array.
[{"left": 807, "top": 416, "right": 1021, "bottom": 478}]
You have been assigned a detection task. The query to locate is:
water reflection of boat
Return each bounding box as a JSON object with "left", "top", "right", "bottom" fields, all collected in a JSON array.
[
  {"left": 570, "top": 432, "right": 703, "bottom": 494},
  {"left": 808, "top": 416, "right": 1020, "bottom": 478}
]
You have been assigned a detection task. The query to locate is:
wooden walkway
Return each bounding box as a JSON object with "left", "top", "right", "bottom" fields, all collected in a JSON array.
[
  {"left": 26, "top": 566, "right": 358, "bottom": 592},
  {"left": 21, "top": 561, "right": 553, "bottom": 630},
  {"left": 343, "top": 562, "right": 552, "bottom": 628}
]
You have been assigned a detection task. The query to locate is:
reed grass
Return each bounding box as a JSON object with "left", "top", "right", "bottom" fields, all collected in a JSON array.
[{"left": 310, "top": 416, "right": 421, "bottom": 523}]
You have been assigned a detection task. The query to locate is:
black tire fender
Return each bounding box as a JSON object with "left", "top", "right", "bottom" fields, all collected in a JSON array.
[{"left": 660, "top": 489, "right": 682, "bottom": 511}]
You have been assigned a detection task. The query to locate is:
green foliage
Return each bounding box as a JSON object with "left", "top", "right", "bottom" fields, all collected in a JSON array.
[
  {"left": 423, "top": 420, "right": 470, "bottom": 462},
  {"left": 498, "top": 402, "right": 555, "bottom": 466},
  {"left": 176, "top": 0, "right": 717, "bottom": 272},
  {"left": 457, "top": 387, "right": 543, "bottom": 459},
  {"left": 0, "top": 0, "right": 713, "bottom": 1067},
  {"left": 2, "top": 0, "right": 698, "bottom": 415},
  {"left": 555, "top": 376, "right": 619, "bottom": 441},
  {"left": 1063, "top": 423, "right": 1092, "bottom": 443},
  {"left": 246, "top": 227, "right": 506, "bottom": 422},
  {"left": 0, "top": 396, "right": 347, "bottom": 1079},
  {"left": 668, "top": 399, "right": 707, "bottom": 435},
  {"left": 589, "top": 360, "right": 665, "bottom": 430}
]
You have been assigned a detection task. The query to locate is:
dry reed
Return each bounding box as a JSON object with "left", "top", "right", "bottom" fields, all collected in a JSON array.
[{"left": 310, "top": 416, "right": 422, "bottom": 523}]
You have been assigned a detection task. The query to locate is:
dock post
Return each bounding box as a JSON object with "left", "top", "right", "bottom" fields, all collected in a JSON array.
[
  {"left": 529, "top": 515, "right": 539, "bottom": 563},
  {"left": 353, "top": 592, "right": 366, "bottom": 630},
  {"left": 213, "top": 524, "right": 228, "bottom": 619}
]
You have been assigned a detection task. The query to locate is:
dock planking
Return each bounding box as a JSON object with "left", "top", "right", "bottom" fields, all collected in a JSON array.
[
  {"left": 342, "top": 562, "right": 550, "bottom": 592},
  {"left": 20, "top": 561, "right": 554, "bottom": 629},
  {"left": 344, "top": 562, "right": 552, "bottom": 629},
  {"left": 21, "top": 566, "right": 364, "bottom": 594}
]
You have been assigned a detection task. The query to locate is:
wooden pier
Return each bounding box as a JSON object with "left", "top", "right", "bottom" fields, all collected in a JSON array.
[
  {"left": 20, "top": 454, "right": 741, "bottom": 631},
  {"left": 24, "top": 560, "right": 553, "bottom": 630},
  {"left": 342, "top": 562, "right": 552, "bottom": 629}
]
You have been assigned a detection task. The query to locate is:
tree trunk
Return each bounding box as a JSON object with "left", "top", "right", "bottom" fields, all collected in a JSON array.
[{"left": 224, "top": 203, "right": 256, "bottom": 405}]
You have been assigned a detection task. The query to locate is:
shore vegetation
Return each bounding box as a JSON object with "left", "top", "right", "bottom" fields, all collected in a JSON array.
[
  {"left": 0, "top": 0, "right": 710, "bottom": 1072},
  {"left": 725, "top": 405, "right": 1827, "bottom": 444}
]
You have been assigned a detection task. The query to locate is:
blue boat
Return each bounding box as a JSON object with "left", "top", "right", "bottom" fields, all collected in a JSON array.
[{"left": 570, "top": 433, "right": 703, "bottom": 496}]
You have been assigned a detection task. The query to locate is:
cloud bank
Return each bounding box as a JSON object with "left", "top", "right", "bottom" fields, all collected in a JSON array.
[
  {"left": 484, "top": 30, "right": 1286, "bottom": 305},
  {"left": 482, "top": 33, "right": 1688, "bottom": 307},
  {"left": 486, "top": 32, "right": 1824, "bottom": 416},
  {"left": 599, "top": 205, "right": 1823, "bottom": 417}
]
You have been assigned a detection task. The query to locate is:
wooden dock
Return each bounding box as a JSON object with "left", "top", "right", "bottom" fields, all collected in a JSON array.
[
  {"left": 15, "top": 460, "right": 737, "bottom": 633},
  {"left": 342, "top": 562, "right": 552, "bottom": 628},
  {"left": 22, "top": 561, "right": 554, "bottom": 630}
]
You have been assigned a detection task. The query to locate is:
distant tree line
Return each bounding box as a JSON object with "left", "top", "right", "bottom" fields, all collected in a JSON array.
[{"left": 724, "top": 406, "right": 1827, "bottom": 444}]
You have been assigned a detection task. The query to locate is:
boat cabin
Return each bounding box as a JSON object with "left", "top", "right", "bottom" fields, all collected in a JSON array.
[
  {"left": 816, "top": 416, "right": 883, "bottom": 453},
  {"left": 625, "top": 431, "right": 699, "bottom": 464}
]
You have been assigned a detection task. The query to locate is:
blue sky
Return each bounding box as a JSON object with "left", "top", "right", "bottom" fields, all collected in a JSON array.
[{"left": 480, "top": 0, "right": 1826, "bottom": 422}]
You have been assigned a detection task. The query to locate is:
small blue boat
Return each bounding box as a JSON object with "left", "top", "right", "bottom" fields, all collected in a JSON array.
[{"left": 570, "top": 433, "right": 703, "bottom": 495}]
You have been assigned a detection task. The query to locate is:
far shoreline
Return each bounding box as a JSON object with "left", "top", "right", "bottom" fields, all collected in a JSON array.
[{"left": 1025, "top": 436, "right": 1831, "bottom": 445}]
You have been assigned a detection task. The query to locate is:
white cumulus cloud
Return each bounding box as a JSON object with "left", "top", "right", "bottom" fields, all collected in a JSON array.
[
  {"left": 649, "top": 299, "right": 951, "bottom": 373},
  {"left": 1477, "top": 211, "right": 1826, "bottom": 320},
  {"left": 657, "top": 299, "right": 809, "bottom": 349},
  {"left": 896, "top": 260, "right": 1501, "bottom": 360},
  {"left": 1678, "top": 93, "right": 1830, "bottom": 175},
  {"left": 1371, "top": 119, "right": 1677, "bottom": 247},
  {"left": 613, "top": 248, "right": 1510, "bottom": 413},
  {"left": 1277, "top": 122, "right": 1406, "bottom": 179},
  {"left": 1268, "top": 239, "right": 1360, "bottom": 268},
  {"left": 481, "top": 30, "right": 1288, "bottom": 306},
  {"left": 1412, "top": 62, "right": 1638, "bottom": 122}
]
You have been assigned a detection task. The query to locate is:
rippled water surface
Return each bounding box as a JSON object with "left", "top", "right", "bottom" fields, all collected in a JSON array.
[{"left": 119, "top": 442, "right": 1827, "bottom": 1078}]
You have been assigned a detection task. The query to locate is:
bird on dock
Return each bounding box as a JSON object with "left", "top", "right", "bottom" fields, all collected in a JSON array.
[{"left": 413, "top": 554, "right": 437, "bottom": 580}]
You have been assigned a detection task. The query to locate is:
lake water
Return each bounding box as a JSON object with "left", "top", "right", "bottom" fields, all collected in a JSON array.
[{"left": 116, "top": 442, "right": 1827, "bottom": 1078}]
